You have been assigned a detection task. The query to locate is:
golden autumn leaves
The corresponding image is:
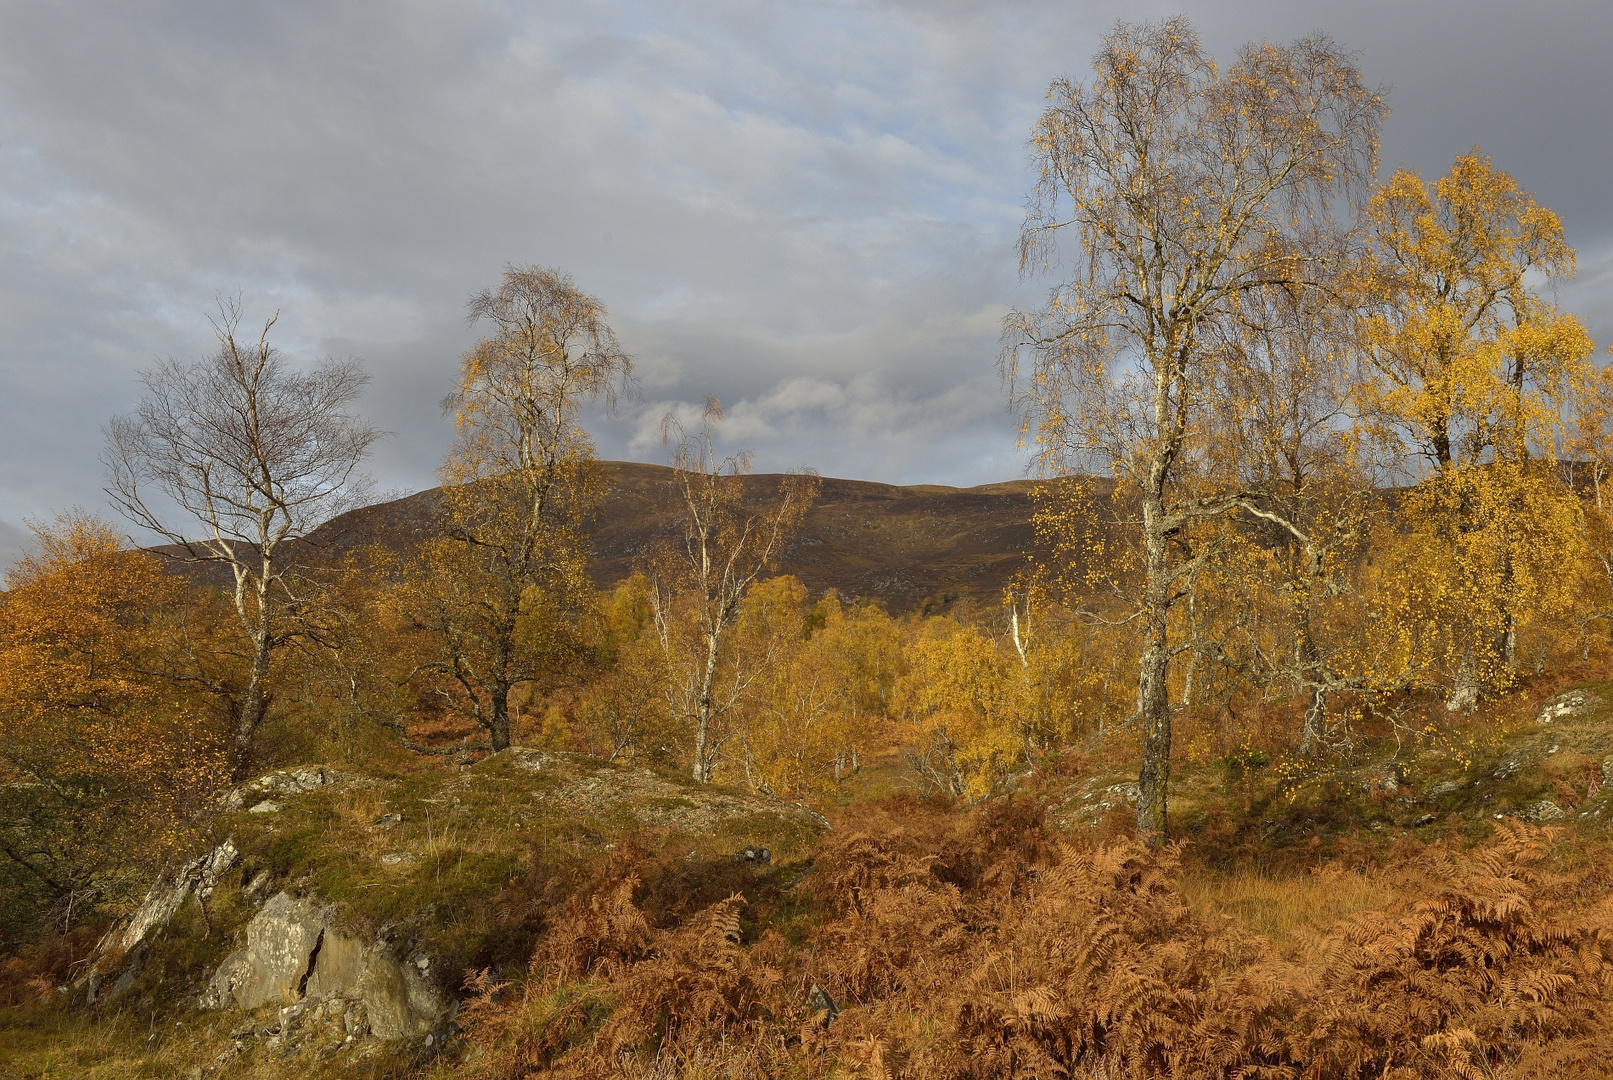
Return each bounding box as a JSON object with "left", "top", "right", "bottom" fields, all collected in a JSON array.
[
  {"left": 1004, "top": 18, "right": 1606, "bottom": 842},
  {"left": 0, "top": 515, "right": 227, "bottom": 925}
]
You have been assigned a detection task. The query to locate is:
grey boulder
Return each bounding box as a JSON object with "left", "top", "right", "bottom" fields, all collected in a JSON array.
[{"left": 201, "top": 891, "right": 445, "bottom": 1039}]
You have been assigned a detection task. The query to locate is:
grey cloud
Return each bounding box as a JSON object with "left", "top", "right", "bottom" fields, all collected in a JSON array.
[
  {"left": 0, "top": 518, "right": 30, "bottom": 573},
  {"left": 0, "top": 0, "right": 1608, "bottom": 532}
]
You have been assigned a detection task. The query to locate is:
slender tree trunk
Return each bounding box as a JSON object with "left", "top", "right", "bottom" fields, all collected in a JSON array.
[
  {"left": 231, "top": 580, "right": 275, "bottom": 781},
  {"left": 1136, "top": 485, "right": 1172, "bottom": 843},
  {"left": 692, "top": 703, "right": 715, "bottom": 782},
  {"left": 1496, "top": 530, "right": 1519, "bottom": 673},
  {"left": 691, "top": 615, "right": 723, "bottom": 782},
  {"left": 232, "top": 673, "right": 270, "bottom": 782},
  {"left": 1294, "top": 545, "right": 1326, "bottom": 755},
  {"left": 1296, "top": 629, "right": 1326, "bottom": 756},
  {"left": 1181, "top": 582, "right": 1201, "bottom": 708}
]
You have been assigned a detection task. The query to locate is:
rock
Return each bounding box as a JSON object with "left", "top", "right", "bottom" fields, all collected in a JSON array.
[
  {"left": 807, "top": 984, "right": 838, "bottom": 1024},
  {"left": 203, "top": 892, "right": 327, "bottom": 1011},
  {"left": 107, "top": 838, "right": 239, "bottom": 957},
  {"left": 380, "top": 853, "right": 417, "bottom": 867},
  {"left": 1360, "top": 768, "right": 1406, "bottom": 794},
  {"left": 1520, "top": 800, "right": 1565, "bottom": 823},
  {"left": 242, "top": 870, "right": 271, "bottom": 902},
  {"left": 734, "top": 846, "right": 771, "bottom": 865},
  {"left": 356, "top": 947, "right": 445, "bottom": 1039},
  {"left": 248, "top": 800, "right": 283, "bottom": 814},
  {"left": 201, "top": 890, "right": 446, "bottom": 1039},
  {"left": 1082, "top": 781, "right": 1140, "bottom": 809},
  {"left": 222, "top": 767, "right": 340, "bottom": 812},
  {"left": 1536, "top": 689, "right": 1601, "bottom": 725},
  {"left": 503, "top": 747, "right": 552, "bottom": 772},
  {"left": 1426, "top": 780, "right": 1465, "bottom": 799}
]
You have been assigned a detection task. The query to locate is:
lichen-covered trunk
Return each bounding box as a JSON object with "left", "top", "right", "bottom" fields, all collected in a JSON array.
[
  {"left": 691, "top": 619, "right": 722, "bottom": 783},
  {"left": 1294, "top": 547, "right": 1327, "bottom": 755},
  {"left": 232, "top": 669, "right": 270, "bottom": 782},
  {"left": 691, "top": 711, "right": 714, "bottom": 782},
  {"left": 1296, "top": 628, "right": 1326, "bottom": 755}
]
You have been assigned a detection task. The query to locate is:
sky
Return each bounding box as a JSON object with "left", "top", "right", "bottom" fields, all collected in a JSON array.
[{"left": 1, "top": 0, "right": 1610, "bottom": 565}]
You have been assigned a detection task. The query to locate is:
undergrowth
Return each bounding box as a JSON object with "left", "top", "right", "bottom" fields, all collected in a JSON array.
[{"left": 457, "top": 796, "right": 1613, "bottom": 1079}]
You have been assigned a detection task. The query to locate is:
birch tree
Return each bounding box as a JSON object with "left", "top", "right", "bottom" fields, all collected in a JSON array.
[
  {"left": 104, "top": 300, "right": 376, "bottom": 779},
  {"left": 650, "top": 399, "right": 818, "bottom": 783},
  {"left": 1002, "top": 18, "right": 1384, "bottom": 841},
  {"left": 403, "top": 265, "right": 633, "bottom": 753},
  {"left": 1353, "top": 153, "right": 1594, "bottom": 707}
]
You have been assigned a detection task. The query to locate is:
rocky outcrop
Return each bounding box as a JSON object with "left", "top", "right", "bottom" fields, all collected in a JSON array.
[
  {"left": 201, "top": 891, "right": 447, "bottom": 1039},
  {"left": 1536, "top": 689, "right": 1602, "bottom": 725},
  {"left": 81, "top": 837, "right": 239, "bottom": 1005},
  {"left": 114, "top": 838, "right": 239, "bottom": 953},
  {"left": 221, "top": 766, "right": 340, "bottom": 812}
]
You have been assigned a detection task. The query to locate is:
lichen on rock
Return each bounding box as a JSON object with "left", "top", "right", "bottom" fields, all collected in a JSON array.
[{"left": 201, "top": 890, "right": 447, "bottom": 1039}]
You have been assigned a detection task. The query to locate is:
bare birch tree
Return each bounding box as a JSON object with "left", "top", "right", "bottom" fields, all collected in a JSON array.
[
  {"left": 104, "top": 299, "right": 377, "bottom": 779},
  {"left": 650, "top": 399, "right": 819, "bottom": 783},
  {"left": 1002, "top": 18, "right": 1384, "bottom": 842}
]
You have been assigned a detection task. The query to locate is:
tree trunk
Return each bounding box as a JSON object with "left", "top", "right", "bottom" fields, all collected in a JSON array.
[
  {"left": 690, "top": 622, "right": 722, "bottom": 782},
  {"left": 1136, "top": 487, "right": 1172, "bottom": 844},
  {"left": 1447, "top": 652, "right": 1481, "bottom": 713},
  {"left": 232, "top": 680, "right": 269, "bottom": 782},
  {"left": 691, "top": 705, "right": 714, "bottom": 782},
  {"left": 1296, "top": 619, "right": 1326, "bottom": 756},
  {"left": 490, "top": 687, "right": 512, "bottom": 752},
  {"left": 231, "top": 597, "right": 275, "bottom": 781},
  {"left": 1294, "top": 556, "right": 1325, "bottom": 755}
]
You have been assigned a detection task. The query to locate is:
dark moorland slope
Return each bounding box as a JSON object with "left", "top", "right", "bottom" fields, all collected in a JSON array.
[{"left": 275, "top": 461, "right": 1058, "bottom": 613}]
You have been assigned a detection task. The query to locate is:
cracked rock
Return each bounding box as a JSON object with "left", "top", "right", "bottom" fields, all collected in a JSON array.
[{"left": 200, "top": 891, "right": 446, "bottom": 1039}]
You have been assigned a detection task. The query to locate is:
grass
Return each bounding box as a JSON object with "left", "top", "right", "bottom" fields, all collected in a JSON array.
[
  {"left": 0, "top": 746, "right": 834, "bottom": 1080},
  {"left": 1178, "top": 864, "right": 1401, "bottom": 950},
  {"left": 0, "top": 1004, "right": 433, "bottom": 1080}
]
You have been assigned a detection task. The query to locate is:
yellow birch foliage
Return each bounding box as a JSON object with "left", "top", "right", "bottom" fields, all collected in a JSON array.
[
  {"left": 574, "top": 575, "right": 671, "bottom": 763},
  {"left": 733, "top": 579, "right": 902, "bottom": 800},
  {"left": 1356, "top": 151, "right": 1598, "bottom": 697},
  {"left": 895, "top": 618, "right": 1024, "bottom": 802}
]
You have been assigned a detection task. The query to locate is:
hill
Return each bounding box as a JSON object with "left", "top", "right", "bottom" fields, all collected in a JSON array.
[{"left": 301, "top": 461, "right": 1056, "bottom": 613}]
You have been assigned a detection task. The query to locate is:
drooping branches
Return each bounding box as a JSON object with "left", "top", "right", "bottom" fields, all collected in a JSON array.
[{"left": 1003, "top": 17, "right": 1386, "bottom": 841}]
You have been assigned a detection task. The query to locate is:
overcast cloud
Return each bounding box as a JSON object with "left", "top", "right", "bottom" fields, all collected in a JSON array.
[{"left": 1, "top": 0, "right": 1610, "bottom": 566}]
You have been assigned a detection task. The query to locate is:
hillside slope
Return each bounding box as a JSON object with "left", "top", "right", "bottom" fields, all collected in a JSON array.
[
  {"left": 303, "top": 461, "right": 1056, "bottom": 613},
  {"left": 13, "top": 683, "right": 1613, "bottom": 1077}
]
